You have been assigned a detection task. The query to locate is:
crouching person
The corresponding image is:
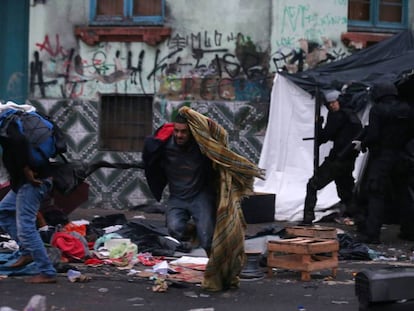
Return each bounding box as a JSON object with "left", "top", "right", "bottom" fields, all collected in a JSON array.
[
  {"left": 143, "top": 107, "right": 265, "bottom": 291},
  {"left": 142, "top": 112, "right": 217, "bottom": 257}
]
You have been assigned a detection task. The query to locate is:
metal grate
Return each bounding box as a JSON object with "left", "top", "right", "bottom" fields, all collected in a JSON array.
[{"left": 99, "top": 94, "right": 153, "bottom": 152}]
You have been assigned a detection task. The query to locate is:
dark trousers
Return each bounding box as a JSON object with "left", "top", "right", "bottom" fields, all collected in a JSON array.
[
  {"left": 304, "top": 157, "right": 356, "bottom": 218},
  {"left": 387, "top": 153, "right": 414, "bottom": 240},
  {"left": 363, "top": 150, "right": 399, "bottom": 239}
]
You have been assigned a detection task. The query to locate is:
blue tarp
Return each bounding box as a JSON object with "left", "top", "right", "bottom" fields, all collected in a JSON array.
[{"left": 0, "top": 251, "right": 39, "bottom": 276}]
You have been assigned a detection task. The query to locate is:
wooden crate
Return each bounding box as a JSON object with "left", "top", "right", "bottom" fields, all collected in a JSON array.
[
  {"left": 267, "top": 237, "right": 339, "bottom": 281},
  {"left": 285, "top": 225, "right": 337, "bottom": 239}
]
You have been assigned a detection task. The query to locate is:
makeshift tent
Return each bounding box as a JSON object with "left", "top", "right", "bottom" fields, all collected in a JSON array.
[{"left": 255, "top": 30, "right": 414, "bottom": 222}]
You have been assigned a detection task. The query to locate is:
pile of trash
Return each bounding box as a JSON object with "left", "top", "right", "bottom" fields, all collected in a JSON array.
[{"left": 0, "top": 212, "right": 209, "bottom": 292}]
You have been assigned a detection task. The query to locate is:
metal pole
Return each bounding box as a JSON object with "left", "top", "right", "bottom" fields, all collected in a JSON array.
[{"left": 313, "top": 86, "right": 322, "bottom": 175}]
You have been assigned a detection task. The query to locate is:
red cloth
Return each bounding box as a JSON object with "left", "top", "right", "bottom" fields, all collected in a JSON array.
[
  {"left": 84, "top": 258, "right": 105, "bottom": 266},
  {"left": 87, "top": 241, "right": 95, "bottom": 250},
  {"left": 155, "top": 123, "right": 174, "bottom": 141},
  {"left": 51, "top": 232, "right": 86, "bottom": 261}
]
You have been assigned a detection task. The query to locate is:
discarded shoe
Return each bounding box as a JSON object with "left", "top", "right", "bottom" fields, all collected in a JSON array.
[
  {"left": 25, "top": 274, "right": 57, "bottom": 284},
  {"left": 9, "top": 255, "right": 33, "bottom": 268}
]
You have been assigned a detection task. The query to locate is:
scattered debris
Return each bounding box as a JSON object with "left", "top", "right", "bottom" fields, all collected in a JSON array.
[
  {"left": 184, "top": 291, "right": 199, "bottom": 298},
  {"left": 98, "top": 288, "right": 109, "bottom": 293},
  {"left": 23, "top": 295, "right": 46, "bottom": 311},
  {"left": 67, "top": 269, "right": 91, "bottom": 283},
  {"left": 152, "top": 278, "right": 168, "bottom": 292}
]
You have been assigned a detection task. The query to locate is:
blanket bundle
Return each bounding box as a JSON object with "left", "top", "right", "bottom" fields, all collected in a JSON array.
[{"left": 179, "top": 106, "right": 265, "bottom": 291}]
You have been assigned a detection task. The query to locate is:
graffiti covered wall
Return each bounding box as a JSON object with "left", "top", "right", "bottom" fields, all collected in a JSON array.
[
  {"left": 271, "top": 0, "right": 349, "bottom": 73},
  {"left": 29, "top": 0, "right": 274, "bottom": 102},
  {"left": 26, "top": 0, "right": 351, "bottom": 209},
  {"left": 28, "top": 0, "right": 349, "bottom": 101}
]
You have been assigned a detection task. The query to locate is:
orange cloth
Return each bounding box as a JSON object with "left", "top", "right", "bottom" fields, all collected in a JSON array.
[{"left": 63, "top": 223, "right": 87, "bottom": 237}]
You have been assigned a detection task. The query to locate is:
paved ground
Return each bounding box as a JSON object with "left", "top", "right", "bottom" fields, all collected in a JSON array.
[{"left": 1, "top": 206, "right": 414, "bottom": 311}]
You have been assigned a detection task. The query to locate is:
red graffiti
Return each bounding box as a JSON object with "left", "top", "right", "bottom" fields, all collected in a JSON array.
[
  {"left": 35, "top": 34, "right": 68, "bottom": 57},
  {"left": 65, "top": 76, "right": 85, "bottom": 98}
]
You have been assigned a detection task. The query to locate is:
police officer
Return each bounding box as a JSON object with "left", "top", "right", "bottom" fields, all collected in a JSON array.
[
  {"left": 353, "top": 82, "right": 412, "bottom": 244},
  {"left": 302, "top": 90, "right": 362, "bottom": 225}
]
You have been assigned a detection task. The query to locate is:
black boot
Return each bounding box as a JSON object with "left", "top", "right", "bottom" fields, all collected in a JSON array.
[{"left": 301, "top": 210, "right": 315, "bottom": 226}]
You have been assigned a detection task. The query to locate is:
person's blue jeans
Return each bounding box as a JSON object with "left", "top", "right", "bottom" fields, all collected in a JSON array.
[
  {"left": 166, "top": 189, "right": 216, "bottom": 253},
  {"left": 0, "top": 180, "right": 56, "bottom": 276}
]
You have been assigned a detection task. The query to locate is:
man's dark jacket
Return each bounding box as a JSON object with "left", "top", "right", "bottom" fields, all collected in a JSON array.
[
  {"left": 318, "top": 108, "right": 362, "bottom": 161},
  {"left": 142, "top": 123, "right": 174, "bottom": 201},
  {"left": 361, "top": 83, "right": 413, "bottom": 153}
]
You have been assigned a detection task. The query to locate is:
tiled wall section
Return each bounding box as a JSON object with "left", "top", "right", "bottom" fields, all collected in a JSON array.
[{"left": 30, "top": 99, "right": 268, "bottom": 209}]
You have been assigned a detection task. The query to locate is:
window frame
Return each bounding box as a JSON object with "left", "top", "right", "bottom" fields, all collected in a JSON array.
[
  {"left": 348, "top": 0, "right": 408, "bottom": 31},
  {"left": 90, "top": 0, "right": 165, "bottom": 26}
]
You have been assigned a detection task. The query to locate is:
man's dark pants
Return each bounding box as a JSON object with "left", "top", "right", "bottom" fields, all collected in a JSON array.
[{"left": 304, "top": 157, "right": 356, "bottom": 222}]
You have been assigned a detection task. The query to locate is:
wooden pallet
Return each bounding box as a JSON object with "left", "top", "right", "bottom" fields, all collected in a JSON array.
[
  {"left": 267, "top": 237, "right": 339, "bottom": 281},
  {"left": 285, "top": 225, "right": 337, "bottom": 239}
]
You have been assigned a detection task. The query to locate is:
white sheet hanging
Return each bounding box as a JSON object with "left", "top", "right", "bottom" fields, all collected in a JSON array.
[{"left": 254, "top": 74, "right": 366, "bottom": 222}]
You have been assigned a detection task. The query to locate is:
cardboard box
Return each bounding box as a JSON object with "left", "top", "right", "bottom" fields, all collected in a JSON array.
[{"left": 241, "top": 192, "right": 275, "bottom": 224}]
